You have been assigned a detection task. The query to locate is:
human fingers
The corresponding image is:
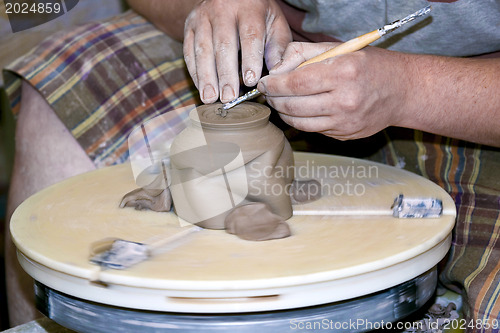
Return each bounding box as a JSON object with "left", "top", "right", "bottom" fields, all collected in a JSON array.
[
  {"left": 184, "top": 0, "right": 240, "bottom": 103},
  {"left": 262, "top": 51, "right": 390, "bottom": 138},
  {"left": 277, "top": 111, "right": 372, "bottom": 140},
  {"left": 183, "top": 28, "right": 197, "bottom": 87},
  {"left": 184, "top": 10, "right": 219, "bottom": 104},
  {"left": 236, "top": 0, "right": 292, "bottom": 87},
  {"left": 184, "top": 0, "right": 290, "bottom": 103},
  {"left": 259, "top": 61, "right": 342, "bottom": 98},
  {"left": 263, "top": 2, "right": 293, "bottom": 71},
  {"left": 269, "top": 42, "right": 339, "bottom": 74},
  {"left": 238, "top": 11, "right": 266, "bottom": 87},
  {"left": 266, "top": 93, "right": 366, "bottom": 136},
  {"left": 265, "top": 93, "right": 340, "bottom": 117},
  {"left": 212, "top": 16, "right": 240, "bottom": 103},
  {"left": 277, "top": 112, "right": 333, "bottom": 133}
]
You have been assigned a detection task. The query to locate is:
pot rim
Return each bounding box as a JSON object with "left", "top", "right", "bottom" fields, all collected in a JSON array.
[{"left": 190, "top": 102, "right": 271, "bottom": 130}]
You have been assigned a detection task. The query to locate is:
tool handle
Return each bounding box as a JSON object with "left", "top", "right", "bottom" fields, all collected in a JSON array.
[
  {"left": 221, "top": 28, "right": 381, "bottom": 109},
  {"left": 147, "top": 226, "right": 202, "bottom": 251},
  {"left": 297, "top": 29, "right": 382, "bottom": 68}
]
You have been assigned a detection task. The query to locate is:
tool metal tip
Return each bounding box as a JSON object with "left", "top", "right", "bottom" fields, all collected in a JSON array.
[
  {"left": 418, "top": 4, "right": 432, "bottom": 16},
  {"left": 380, "top": 5, "right": 432, "bottom": 35},
  {"left": 220, "top": 88, "right": 263, "bottom": 113}
]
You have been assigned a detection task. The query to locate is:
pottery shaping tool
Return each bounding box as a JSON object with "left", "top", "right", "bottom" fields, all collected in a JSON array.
[
  {"left": 90, "top": 225, "right": 202, "bottom": 270},
  {"left": 293, "top": 194, "right": 443, "bottom": 218},
  {"left": 217, "top": 5, "right": 432, "bottom": 117}
]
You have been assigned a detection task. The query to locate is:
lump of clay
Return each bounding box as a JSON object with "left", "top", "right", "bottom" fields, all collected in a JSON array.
[
  {"left": 120, "top": 164, "right": 173, "bottom": 212},
  {"left": 290, "top": 179, "right": 323, "bottom": 204},
  {"left": 120, "top": 187, "right": 172, "bottom": 212},
  {"left": 225, "top": 202, "right": 291, "bottom": 241}
]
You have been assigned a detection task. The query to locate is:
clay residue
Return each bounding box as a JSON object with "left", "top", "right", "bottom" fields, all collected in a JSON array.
[
  {"left": 225, "top": 202, "right": 291, "bottom": 241},
  {"left": 290, "top": 179, "right": 323, "bottom": 204},
  {"left": 119, "top": 187, "right": 172, "bottom": 212}
]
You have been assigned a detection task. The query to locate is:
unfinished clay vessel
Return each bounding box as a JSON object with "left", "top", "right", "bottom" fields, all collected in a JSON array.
[{"left": 169, "top": 102, "right": 294, "bottom": 229}]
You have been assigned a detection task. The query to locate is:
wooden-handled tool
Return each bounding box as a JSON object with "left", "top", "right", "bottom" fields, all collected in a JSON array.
[
  {"left": 90, "top": 226, "right": 202, "bottom": 270},
  {"left": 217, "top": 5, "right": 431, "bottom": 116}
]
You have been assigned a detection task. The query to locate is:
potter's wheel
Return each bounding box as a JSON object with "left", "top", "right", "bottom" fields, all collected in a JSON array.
[{"left": 11, "top": 152, "right": 456, "bottom": 332}]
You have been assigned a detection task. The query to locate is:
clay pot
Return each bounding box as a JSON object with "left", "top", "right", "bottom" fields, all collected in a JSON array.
[{"left": 169, "top": 102, "right": 294, "bottom": 229}]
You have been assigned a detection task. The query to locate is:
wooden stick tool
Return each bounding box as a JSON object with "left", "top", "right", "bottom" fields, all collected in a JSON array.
[{"left": 217, "top": 5, "right": 432, "bottom": 117}]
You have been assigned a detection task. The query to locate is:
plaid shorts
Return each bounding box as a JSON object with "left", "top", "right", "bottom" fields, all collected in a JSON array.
[
  {"left": 3, "top": 10, "right": 499, "bottom": 331},
  {"left": 3, "top": 10, "right": 200, "bottom": 167}
]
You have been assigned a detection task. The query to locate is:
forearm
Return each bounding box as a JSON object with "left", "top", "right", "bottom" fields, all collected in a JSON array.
[
  {"left": 399, "top": 54, "right": 500, "bottom": 147},
  {"left": 127, "top": 0, "right": 201, "bottom": 41}
]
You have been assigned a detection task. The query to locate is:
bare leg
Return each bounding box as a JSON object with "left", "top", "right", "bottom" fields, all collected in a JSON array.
[{"left": 5, "top": 82, "right": 96, "bottom": 327}]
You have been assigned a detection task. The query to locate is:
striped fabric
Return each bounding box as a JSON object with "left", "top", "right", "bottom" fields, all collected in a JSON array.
[
  {"left": 3, "top": 9, "right": 499, "bottom": 333},
  {"left": 375, "top": 128, "right": 500, "bottom": 332},
  {"left": 3, "top": 10, "right": 200, "bottom": 167}
]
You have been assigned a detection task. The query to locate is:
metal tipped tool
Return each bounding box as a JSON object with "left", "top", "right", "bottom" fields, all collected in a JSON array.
[
  {"left": 379, "top": 5, "right": 431, "bottom": 36},
  {"left": 90, "top": 226, "right": 202, "bottom": 270},
  {"left": 217, "top": 88, "right": 261, "bottom": 117},
  {"left": 218, "top": 5, "right": 432, "bottom": 116}
]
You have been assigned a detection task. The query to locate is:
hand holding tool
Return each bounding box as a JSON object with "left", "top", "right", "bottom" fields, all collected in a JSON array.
[{"left": 216, "top": 5, "right": 432, "bottom": 117}]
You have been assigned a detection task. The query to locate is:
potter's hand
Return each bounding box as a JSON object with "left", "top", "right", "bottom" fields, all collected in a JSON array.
[
  {"left": 183, "top": 0, "right": 292, "bottom": 104},
  {"left": 257, "top": 42, "right": 409, "bottom": 140}
]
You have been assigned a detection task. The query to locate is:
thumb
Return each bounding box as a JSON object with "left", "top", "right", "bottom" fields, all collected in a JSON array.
[{"left": 270, "top": 42, "right": 340, "bottom": 74}]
